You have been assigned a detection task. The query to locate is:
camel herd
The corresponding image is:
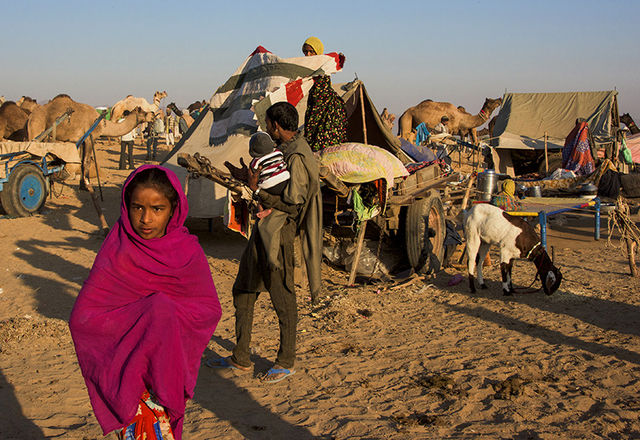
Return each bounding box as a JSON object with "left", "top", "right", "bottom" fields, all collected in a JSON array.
[
  {"left": 0, "top": 89, "right": 504, "bottom": 149},
  {"left": 0, "top": 92, "right": 172, "bottom": 144}
]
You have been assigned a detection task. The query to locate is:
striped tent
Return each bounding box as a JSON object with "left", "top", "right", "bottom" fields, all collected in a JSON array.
[
  {"left": 209, "top": 46, "right": 344, "bottom": 145},
  {"left": 163, "top": 46, "right": 344, "bottom": 218}
]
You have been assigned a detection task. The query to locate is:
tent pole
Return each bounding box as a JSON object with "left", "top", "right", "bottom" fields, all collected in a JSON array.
[
  {"left": 544, "top": 131, "right": 549, "bottom": 175},
  {"left": 359, "top": 86, "right": 368, "bottom": 145}
]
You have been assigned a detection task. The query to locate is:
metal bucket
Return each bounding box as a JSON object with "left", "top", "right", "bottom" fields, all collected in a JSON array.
[
  {"left": 477, "top": 170, "right": 498, "bottom": 201},
  {"left": 528, "top": 186, "right": 542, "bottom": 197}
]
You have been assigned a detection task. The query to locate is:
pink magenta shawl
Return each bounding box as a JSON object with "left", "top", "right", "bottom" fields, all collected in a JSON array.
[{"left": 69, "top": 165, "right": 221, "bottom": 438}]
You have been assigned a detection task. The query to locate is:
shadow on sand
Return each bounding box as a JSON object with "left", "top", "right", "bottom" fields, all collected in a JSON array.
[
  {"left": 0, "top": 370, "right": 45, "bottom": 439},
  {"left": 192, "top": 335, "right": 320, "bottom": 439}
]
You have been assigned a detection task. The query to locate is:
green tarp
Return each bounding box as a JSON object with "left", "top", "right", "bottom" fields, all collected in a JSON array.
[{"left": 490, "top": 90, "right": 618, "bottom": 175}]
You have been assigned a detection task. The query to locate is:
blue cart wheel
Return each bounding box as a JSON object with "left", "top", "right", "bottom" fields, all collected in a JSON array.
[
  {"left": 19, "top": 174, "right": 44, "bottom": 210},
  {"left": 0, "top": 164, "right": 48, "bottom": 217}
]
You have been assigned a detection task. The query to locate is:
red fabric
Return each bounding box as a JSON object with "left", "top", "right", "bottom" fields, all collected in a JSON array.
[
  {"left": 69, "top": 165, "right": 221, "bottom": 439},
  {"left": 250, "top": 45, "right": 270, "bottom": 55},
  {"left": 118, "top": 391, "right": 174, "bottom": 440},
  {"left": 326, "top": 52, "right": 345, "bottom": 70},
  {"left": 285, "top": 78, "right": 304, "bottom": 106}
]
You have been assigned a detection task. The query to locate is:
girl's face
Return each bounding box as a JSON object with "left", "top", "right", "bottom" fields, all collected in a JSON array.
[
  {"left": 302, "top": 44, "right": 316, "bottom": 56},
  {"left": 128, "top": 185, "right": 174, "bottom": 239}
]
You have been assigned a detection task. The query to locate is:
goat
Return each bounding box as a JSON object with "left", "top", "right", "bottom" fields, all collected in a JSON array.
[{"left": 464, "top": 203, "right": 562, "bottom": 296}]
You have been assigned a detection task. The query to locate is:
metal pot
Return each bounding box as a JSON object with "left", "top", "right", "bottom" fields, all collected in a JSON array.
[
  {"left": 477, "top": 170, "right": 499, "bottom": 201},
  {"left": 578, "top": 183, "right": 598, "bottom": 196},
  {"left": 528, "top": 186, "right": 542, "bottom": 197}
]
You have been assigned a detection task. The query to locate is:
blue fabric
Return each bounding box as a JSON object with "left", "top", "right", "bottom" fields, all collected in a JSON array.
[
  {"left": 415, "top": 122, "right": 430, "bottom": 146},
  {"left": 400, "top": 138, "right": 436, "bottom": 162}
]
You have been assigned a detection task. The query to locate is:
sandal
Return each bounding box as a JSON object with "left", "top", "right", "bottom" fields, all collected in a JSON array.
[
  {"left": 205, "top": 356, "right": 251, "bottom": 371},
  {"left": 261, "top": 367, "right": 296, "bottom": 383}
]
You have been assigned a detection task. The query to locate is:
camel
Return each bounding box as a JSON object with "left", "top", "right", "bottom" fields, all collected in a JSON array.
[
  {"left": 0, "top": 101, "right": 29, "bottom": 141},
  {"left": 398, "top": 97, "right": 502, "bottom": 145},
  {"left": 110, "top": 90, "right": 167, "bottom": 122},
  {"left": 27, "top": 94, "right": 154, "bottom": 142},
  {"left": 187, "top": 100, "right": 207, "bottom": 113},
  {"left": 16, "top": 96, "right": 39, "bottom": 115},
  {"left": 167, "top": 102, "right": 194, "bottom": 126},
  {"left": 621, "top": 113, "right": 639, "bottom": 135},
  {"left": 380, "top": 108, "right": 396, "bottom": 132}
]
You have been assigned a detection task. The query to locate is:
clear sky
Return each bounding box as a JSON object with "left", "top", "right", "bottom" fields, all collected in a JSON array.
[{"left": 2, "top": 0, "right": 638, "bottom": 124}]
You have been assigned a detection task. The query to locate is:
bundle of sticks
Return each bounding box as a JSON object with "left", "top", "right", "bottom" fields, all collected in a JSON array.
[
  {"left": 177, "top": 153, "right": 245, "bottom": 195},
  {"left": 607, "top": 196, "right": 640, "bottom": 277}
]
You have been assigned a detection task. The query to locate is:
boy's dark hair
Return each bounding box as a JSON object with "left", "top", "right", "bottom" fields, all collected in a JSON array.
[
  {"left": 266, "top": 102, "right": 298, "bottom": 132},
  {"left": 125, "top": 168, "right": 179, "bottom": 211}
]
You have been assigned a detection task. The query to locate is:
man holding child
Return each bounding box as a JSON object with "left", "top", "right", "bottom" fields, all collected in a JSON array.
[{"left": 213, "top": 102, "right": 322, "bottom": 384}]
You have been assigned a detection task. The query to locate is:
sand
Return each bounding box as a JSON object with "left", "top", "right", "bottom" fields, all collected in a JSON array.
[{"left": 1, "top": 138, "right": 640, "bottom": 439}]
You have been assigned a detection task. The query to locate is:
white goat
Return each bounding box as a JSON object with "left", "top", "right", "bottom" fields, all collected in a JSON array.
[{"left": 464, "top": 203, "right": 562, "bottom": 296}]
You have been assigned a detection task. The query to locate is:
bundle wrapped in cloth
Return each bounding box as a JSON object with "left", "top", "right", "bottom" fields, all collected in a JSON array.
[{"left": 319, "top": 143, "right": 409, "bottom": 187}]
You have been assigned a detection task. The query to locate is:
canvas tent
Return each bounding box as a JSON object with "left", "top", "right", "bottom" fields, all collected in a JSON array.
[
  {"left": 163, "top": 46, "right": 402, "bottom": 218},
  {"left": 490, "top": 91, "right": 619, "bottom": 175}
]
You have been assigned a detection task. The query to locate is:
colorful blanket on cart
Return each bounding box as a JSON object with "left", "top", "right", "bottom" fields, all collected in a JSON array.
[{"left": 319, "top": 142, "right": 409, "bottom": 187}]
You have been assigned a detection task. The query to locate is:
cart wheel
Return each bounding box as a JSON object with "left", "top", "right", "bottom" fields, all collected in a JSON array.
[
  {"left": 0, "top": 164, "right": 48, "bottom": 217},
  {"left": 405, "top": 194, "right": 445, "bottom": 274}
]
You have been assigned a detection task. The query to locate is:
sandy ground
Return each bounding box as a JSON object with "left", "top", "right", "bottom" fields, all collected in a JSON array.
[{"left": 2, "top": 138, "right": 640, "bottom": 439}]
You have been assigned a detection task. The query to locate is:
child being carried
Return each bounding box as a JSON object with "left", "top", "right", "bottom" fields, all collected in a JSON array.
[
  {"left": 249, "top": 132, "right": 292, "bottom": 270},
  {"left": 249, "top": 132, "right": 290, "bottom": 215}
]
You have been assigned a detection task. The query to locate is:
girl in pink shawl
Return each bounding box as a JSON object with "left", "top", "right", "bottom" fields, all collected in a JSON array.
[{"left": 69, "top": 165, "right": 221, "bottom": 440}]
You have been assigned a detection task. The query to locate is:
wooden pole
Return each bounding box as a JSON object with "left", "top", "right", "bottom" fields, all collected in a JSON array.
[
  {"left": 90, "top": 135, "right": 104, "bottom": 201},
  {"left": 359, "top": 85, "right": 368, "bottom": 145},
  {"left": 627, "top": 239, "right": 638, "bottom": 277},
  {"left": 460, "top": 173, "right": 477, "bottom": 212},
  {"left": 348, "top": 220, "right": 368, "bottom": 285},
  {"left": 80, "top": 138, "right": 109, "bottom": 235},
  {"left": 184, "top": 174, "right": 190, "bottom": 196},
  {"left": 544, "top": 131, "right": 549, "bottom": 175}
]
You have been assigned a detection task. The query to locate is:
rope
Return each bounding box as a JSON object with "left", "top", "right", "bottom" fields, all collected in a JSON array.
[
  {"left": 50, "top": 179, "right": 66, "bottom": 198},
  {"left": 607, "top": 196, "right": 640, "bottom": 253}
]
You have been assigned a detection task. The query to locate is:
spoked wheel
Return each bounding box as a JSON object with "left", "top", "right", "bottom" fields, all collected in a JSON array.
[
  {"left": 405, "top": 194, "right": 446, "bottom": 274},
  {"left": 0, "top": 164, "right": 48, "bottom": 217}
]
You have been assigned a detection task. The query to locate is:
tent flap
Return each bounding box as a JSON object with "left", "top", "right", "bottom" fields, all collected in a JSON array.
[{"left": 162, "top": 47, "right": 400, "bottom": 218}]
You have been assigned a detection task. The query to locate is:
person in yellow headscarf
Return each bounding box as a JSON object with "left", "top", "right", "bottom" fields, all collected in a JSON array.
[
  {"left": 301, "top": 36, "right": 347, "bottom": 152},
  {"left": 302, "top": 37, "right": 324, "bottom": 56},
  {"left": 491, "top": 178, "right": 522, "bottom": 211}
]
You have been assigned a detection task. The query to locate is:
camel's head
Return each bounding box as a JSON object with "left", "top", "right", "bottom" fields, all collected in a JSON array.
[
  {"left": 154, "top": 91, "right": 168, "bottom": 102},
  {"left": 380, "top": 108, "right": 396, "bottom": 130},
  {"left": 17, "top": 96, "right": 33, "bottom": 106},
  {"left": 167, "top": 102, "right": 183, "bottom": 117},
  {"left": 482, "top": 97, "right": 503, "bottom": 116},
  {"left": 132, "top": 106, "right": 155, "bottom": 123},
  {"left": 401, "top": 129, "right": 417, "bottom": 144}
]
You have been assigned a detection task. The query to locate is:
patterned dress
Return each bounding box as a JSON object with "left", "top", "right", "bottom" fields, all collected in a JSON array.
[
  {"left": 562, "top": 122, "right": 595, "bottom": 176},
  {"left": 117, "top": 390, "right": 175, "bottom": 440},
  {"left": 304, "top": 75, "right": 347, "bottom": 152}
]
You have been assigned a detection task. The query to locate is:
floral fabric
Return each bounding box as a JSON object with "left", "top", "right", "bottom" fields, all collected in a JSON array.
[
  {"left": 562, "top": 122, "right": 595, "bottom": 175},
  {"left": 118, "top": 390, "right": 175, "bottom": 440},
  {"left": 304, "top": 75, "right": 347, "bottom": 152}
]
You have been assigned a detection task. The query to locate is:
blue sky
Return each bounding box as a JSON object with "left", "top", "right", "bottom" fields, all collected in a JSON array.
[{"left": 1, "top": 0, "right": 638, "bottom": 124}]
